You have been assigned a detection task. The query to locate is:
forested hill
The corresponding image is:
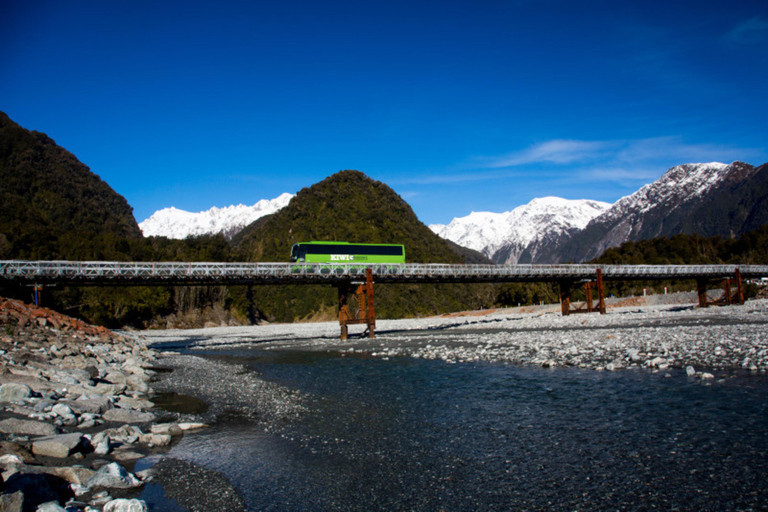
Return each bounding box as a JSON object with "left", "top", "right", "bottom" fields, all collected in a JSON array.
[
  {"left": 591, "top": 225, "right": 768, "bottom": 266},
  {"left": 0, "top": 111, "right": 141, "bottom": 260},
  {"left": 233, "top": 170, "right": 470, "bottom": 263},
  {"left": 231, "top": 170, "right": 494, "bottom": 322}
]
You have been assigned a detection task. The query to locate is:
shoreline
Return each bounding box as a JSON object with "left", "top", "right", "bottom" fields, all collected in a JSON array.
[
  {"left": 141, "top": 297, "right": 768, "bottom": 375},
  {"left": 2, "top": 295, "right": 768, "bottom": 511}
]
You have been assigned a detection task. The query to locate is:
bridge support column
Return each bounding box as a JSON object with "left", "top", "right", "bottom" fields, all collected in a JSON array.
[
  {"left": 338, "top": 268, "right": 375, "bottom": 340},
  {"left": 697, "top": 278, "right": 709, "bottom": 308},
  {"left": 559, "top": 269, "right": 606, "bottom": 316},
  {"left": 596, "top": 268, "right": 606, "bottom": 314},
  {"left": 559, "top": 280, "right": 573, "bottom": 316},
  {"left": 697, "top": 269, "right": 745, "bottom": 308},
  {"left": 735, "top": 268, "right": 745, "bottom": 305}
]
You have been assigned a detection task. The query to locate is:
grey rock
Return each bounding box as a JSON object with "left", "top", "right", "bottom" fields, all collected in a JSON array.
[
  {"left": 0, "top": 491, "right": 24, "bottom": 512},
  {"left": 102, "top": 408, "right": 155, "bottom": 424},
  {"left": 44, "top": 465, "right": 95, "bottom": 485},
  {"left": 0, "top": 383, "right": 32, "bottom": 403},
  {"left": 150, "top": 423, "right": 183, "bottom": 437},
  {"left": 0, "top": 418, "right": 58, "bottom": 436},
  {"left": 51, "top": 403, "right": 76, "bottom": 419},
  {"left": 117, "top": 396, "right": 154, "bottom": 411},
  {"left": 126, "top": 373, "right": 150, "bottom": 393},
  {"left": 34, "top": 500, "right": 67, "bottom": 511},
  {"left": 685, "top": 365, "right": 696, "bottom": 376},
  {"left": 85, "top": 462, "right": 142, "bottom": 489},
  {"left": 63, "top": 395, "right": 113, "bottom": 415},
  {"left": 31, "top": 433, "right": 84, "bottom": 458},
  {"left": 103, "top": 498, "right": 149, "bottom": 512},
  {"left": 139, "top": 433, "right": 171, "bottom": 447}
]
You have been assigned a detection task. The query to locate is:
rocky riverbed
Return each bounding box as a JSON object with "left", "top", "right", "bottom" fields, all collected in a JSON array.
[
  {"left": 2, "top": 294, "right": 768, "bottom": 511},
  {"left": 0, "top": 298, "right": 219, "bottom": 512},
  {"left": 144, "top": 295, "right": 768, "bottom": 377}
]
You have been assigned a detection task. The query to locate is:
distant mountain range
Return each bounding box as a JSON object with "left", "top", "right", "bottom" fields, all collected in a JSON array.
[
  {"left": 432, "top": 161, "right": 768, "bottom": 263},
  {"left": 429, "top": 197, "right": 611, "bottom": 264},
  {"left": 139, "top": 193, "right": 294, "bottom": 240},
  {"left": 141, "top": 160, "right": 768, "bottom": 264}
]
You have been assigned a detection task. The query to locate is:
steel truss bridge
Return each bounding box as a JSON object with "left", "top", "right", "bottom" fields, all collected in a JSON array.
[
  {"left": 2, "top": 260, "right": 767, "bottom": 286},
  {"left": 3, "top": 260, "right": 767, "bottom": 339}
]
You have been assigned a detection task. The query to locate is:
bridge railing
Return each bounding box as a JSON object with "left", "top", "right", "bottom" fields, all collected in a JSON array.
[{"left": 1, "top": 260, "right": 768, "bottom": 285}]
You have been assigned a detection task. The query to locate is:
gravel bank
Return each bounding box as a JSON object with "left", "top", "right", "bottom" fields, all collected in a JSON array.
[{"left": 141, "top": 297, "right": 768, "bottom": 375}]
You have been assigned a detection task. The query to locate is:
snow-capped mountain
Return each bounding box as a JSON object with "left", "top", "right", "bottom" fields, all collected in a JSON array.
[
  {"left": 139, "top": 193, "right": 294, "bottom": 239},
  {"left": 555, "top": 161, "right": 763, "bottom": 262},
  {"left": 430, "top": 197, "right": 611, "bottom": 264}
]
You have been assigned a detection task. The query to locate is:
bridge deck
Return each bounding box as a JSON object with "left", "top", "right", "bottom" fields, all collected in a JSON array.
[{"left": 1, "top": 260, "right": 767, "bottom": 286}]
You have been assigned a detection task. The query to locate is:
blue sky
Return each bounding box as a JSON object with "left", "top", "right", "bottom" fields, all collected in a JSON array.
[{"left": 2, "top": 0, "right": 767, "bottom": 225}]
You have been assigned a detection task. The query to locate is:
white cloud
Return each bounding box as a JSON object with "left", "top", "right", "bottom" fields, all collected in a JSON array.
[
  {"left": 399, "top": 137, "right": 764, "bottom": 187},
  {"left": 481, "top": 139, "right": 613, "bottom": 168}
]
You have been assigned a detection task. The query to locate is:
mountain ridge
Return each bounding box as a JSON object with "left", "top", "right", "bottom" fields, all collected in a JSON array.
[
  {"left": 139, "top": 193, "right": 294, "bottom": 240},
  {"left": 429, "top": 196, "right": 611, "bottom": 264},
  {"left": 555, "top": 161, "right": 767, "bottom": 262}
]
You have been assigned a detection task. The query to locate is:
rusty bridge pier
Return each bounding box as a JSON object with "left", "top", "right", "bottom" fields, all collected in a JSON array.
[
  {"left": 559, "top": 268, "right": 606, "bottom": 316},
  {"left": 338, "top": 268, "right": 376, "bottom": 340},
  {"left": 696, "top": 268, "right": 745, "bottom": 308}
]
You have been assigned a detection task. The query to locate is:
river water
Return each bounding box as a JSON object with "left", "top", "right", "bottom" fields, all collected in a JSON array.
[{"left": 148, "top": 348, "right": 768, "bottom": 511}]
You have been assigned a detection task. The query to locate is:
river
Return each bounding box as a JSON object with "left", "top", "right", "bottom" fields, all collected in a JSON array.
[{"left": 142, "top": 346, "right": 768, "bottom": 511}]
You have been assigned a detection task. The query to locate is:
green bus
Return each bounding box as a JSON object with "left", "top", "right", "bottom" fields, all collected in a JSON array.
[{"left": 290, "top": 241, "right": 406, "bottom": 264}]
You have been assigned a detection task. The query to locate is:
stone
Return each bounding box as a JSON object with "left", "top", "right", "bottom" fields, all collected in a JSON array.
[
  {"left": 139, "top": 433, "right": 171, "bottom": 447},
  {"left": 64, "top": 395, "right": 113, "bottom": 415},
  {"left": 0, "top": 418, "right": 58, "bottom": 436},
  {"left": 46, "top": 465, "right": 95, "bottom": 485},
  {"left": 0, "top": 491, "right": 24, "bottom": 512},
  {"left": 85, "top": 462, "right": 142, "bottom": 489},
  {"left": 125, "top": 374, "right": 149, "bottom": 393},
  {"left": 94, "top": 436, "right": 111, "bottom": 455},
  {"left": 150, "top": 423, "right": 183, "bottom": 437},
  {"left": 102, "top": 408, "right": 155, "bottom": 424},
  {"left": 31, "top": 433, "right": 84, "bottom": 458},
  {"left": 33, "top": 501, "right": 67, "bottom": 511},
  {"left": 51, "top": 403, "right": 76, "bottom": 419},
  {"left": 0, "top": 454, "right": 23, "bottom": 466},
  {"left": 177, "top": 422, "right": 209, "bottom": 431},
  {"left": 0, "top": 441, "right": 35, "bottom": 464},
  {"left": 103, "top": 498, "right": 149, "bottom": 512},
  {"left": 685, "top": 365, "right": 696, "bottom": 376},
  {"left": 0, "top": 383, "right": 32, "bottom": 403},
  {"left": 117, "top": 396, "right": 154, "bottom": 411}
]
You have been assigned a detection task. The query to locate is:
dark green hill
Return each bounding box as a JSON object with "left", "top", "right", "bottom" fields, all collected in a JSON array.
[
  {"left": 232, "top": 170, "right": 495, "bottom": 322},
  {"left": 233, "top": 170, "right": 464, "bottom": 263},
  {"left": 589, "top": 225, "right": 768, "bottom": 298},
  {"left": 0, "top": 111, "right": 142, "bottom": 260}
]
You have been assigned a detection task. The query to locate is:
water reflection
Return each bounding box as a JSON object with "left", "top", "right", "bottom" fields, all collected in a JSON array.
[{"left": 165, "top": 351, "right": 768, "bottom": 511}]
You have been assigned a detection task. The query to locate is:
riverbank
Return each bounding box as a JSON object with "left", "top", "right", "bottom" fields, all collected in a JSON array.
[
  {"left": 3, "top": 294, "right": 768, "bottom": 511},
  {"left": 142, "top": 295, "right": 768, "bottom": 375},
  {"left": 0, "top": 298, "right": 219, "bottom": 511}
]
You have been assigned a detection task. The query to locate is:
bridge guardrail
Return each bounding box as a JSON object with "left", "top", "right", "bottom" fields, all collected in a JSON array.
[{"left": 1, "top": 260, "right": 767, "bottom": 285}]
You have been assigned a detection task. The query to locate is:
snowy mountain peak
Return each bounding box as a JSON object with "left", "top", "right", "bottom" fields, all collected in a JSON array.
[
  {"left": 554, "top": 161, "right": 760, "bottom": 262},
  {"left": 430, "top": 196, "right": 611, "bottom": 263},
  {"left": 139, "top": 192, "right": 293, "bottom": 239}
]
